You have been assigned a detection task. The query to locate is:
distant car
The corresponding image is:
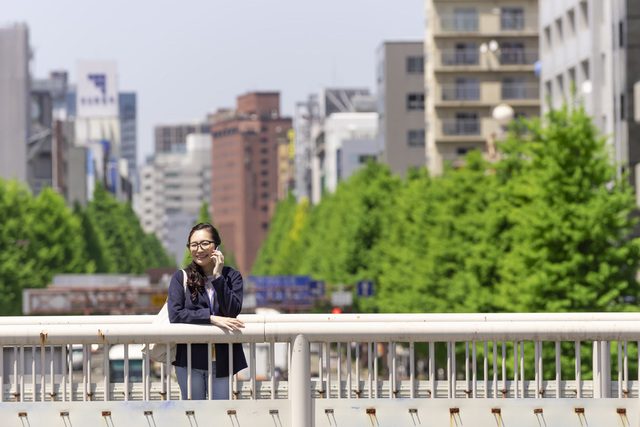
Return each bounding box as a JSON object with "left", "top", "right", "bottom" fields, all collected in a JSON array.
[
  {"left": 70, "top": 344, "right": 83, "bottom": 370},
  {"left": 108, "top": 344, "right": 145, "bottom": 383}
]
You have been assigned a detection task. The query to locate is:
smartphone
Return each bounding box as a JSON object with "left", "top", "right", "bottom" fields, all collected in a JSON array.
[{"left": 216, "top": 246, "right": 222, "bottom": 254}]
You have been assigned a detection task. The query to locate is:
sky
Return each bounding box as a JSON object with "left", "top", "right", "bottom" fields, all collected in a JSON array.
[{"left": 4, "top": 0, "right": 424, "bottom": 166}]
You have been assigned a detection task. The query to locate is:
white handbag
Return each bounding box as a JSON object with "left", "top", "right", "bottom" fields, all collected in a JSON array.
[{"left": 141, "top": 269, "right": 187, "bottom": 363}]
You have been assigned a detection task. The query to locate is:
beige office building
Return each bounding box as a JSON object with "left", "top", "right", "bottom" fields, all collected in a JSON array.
[
  {"left": 425, "top": 0, "right": 540, "bottom": 175},
  {"left": 377, "top": 41, "right": 427, "bottom": 177}
]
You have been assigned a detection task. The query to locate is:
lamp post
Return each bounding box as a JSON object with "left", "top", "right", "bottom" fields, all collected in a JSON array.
[{"left": 487, "top": 103, "right": 515, "bottom": 160}]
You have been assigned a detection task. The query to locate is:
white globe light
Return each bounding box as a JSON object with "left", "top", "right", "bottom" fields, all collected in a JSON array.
[
  {"left": 492, "top": 103, "right": 515, "bottom": 126},
  {"left": 489, "top": 40, "right": 499, "bottom": 52},
  {"left": 479, "top": 43, "right": 488, "bottom": 53},
  {"left": 582, "top": 80, "right": 593, "bottom": 94}
]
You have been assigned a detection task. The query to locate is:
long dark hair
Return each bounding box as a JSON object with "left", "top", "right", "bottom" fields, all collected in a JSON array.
[{"left": 185, "top": 222, "right": 222, "bottom": 300}]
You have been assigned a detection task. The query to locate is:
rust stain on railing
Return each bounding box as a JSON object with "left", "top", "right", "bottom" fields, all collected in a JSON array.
[{"left": 39, "top": 331, "right": 48, "bottom": 345}]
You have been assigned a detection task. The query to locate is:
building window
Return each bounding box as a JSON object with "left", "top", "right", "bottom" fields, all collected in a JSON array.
[
  {"left": 261, "top": 192, "right": 269, "bottom": 199},
  {"left": 579, "top": 0, "right": 588, "bottom": 30},
  {"left": 443, "top": 112, "right": 479, "bottom": 135},
  {"left": 406, "top": 56, "right": 424, "bottom": 74},
  {"left": 262, "top": 223, "right": 269, "bottom": 230},
  {"left": 261, "top": 170, "right": 268, "bottom": 176},
  {"left": 261, "top": 205, "right": 268, "bottom": 212},
  {"left": 261, "top": 138, "right": 268, "bottom": 143},
  {"left": 501, "top": 7, "right": 524, "bottom": 30},
  {"left": 544, "top": 26, "right": 552, "bottom": 51},
  {"left": 502, "top": 77, "right": 527, "bottom": 99},
  {"left": 261, "top": 181, "right": 268, "bottom": 188},
  {"left": 555, "top": 18, "right": 563, "bottom": 44},
  {"left": 407, "top": 93, "right": 425, "bottom": 110},
  {"left": 581, "top": 59, "right": 590, "bottom": 81},
  {"left": 261, "top": 126, "right": 268, "bottom": 132},
  {"left": 568, "top": 67, "right": 576, "bottom": 88},
  {"left": 567, "top": 9, "right": 576, "bottom": 37},
  {"left": 453, "top": 7, "right": 478, "bottom": 31},
  {"left": 261, "top": 159, "right": 268, "bottom": 165},
  {"left": 455, "top": 77, "right": 480, "bottom": 100},
  {"left": 443, "top": 43, "right": 479, "bottom": 66},
  {"left": 358, "top": 155, "right": 376, "bottom": 164},
  {"left": 407, "top": 130, "right": 426, "bottom": 147},
  {"left": 261, "top": 148, "right": 268, "bottom": 154},
  {"left": 500, "top": 42, "right": 527, "bottom": 65}
]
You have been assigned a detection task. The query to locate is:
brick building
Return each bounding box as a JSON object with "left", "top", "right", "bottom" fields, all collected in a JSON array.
[{"left": 211, "top": 92, "right": 292, "bottom": 275}]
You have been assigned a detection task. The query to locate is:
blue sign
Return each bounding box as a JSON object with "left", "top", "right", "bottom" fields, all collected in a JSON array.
[
  {"left": 357, "top": 280, "right": 374, "bottom": 298},
  {"left": 250, "top": 276, "right": 313, "bottom": 307},
  {"left": 309, "top": 280, "right": 325, "bottom": 297}
]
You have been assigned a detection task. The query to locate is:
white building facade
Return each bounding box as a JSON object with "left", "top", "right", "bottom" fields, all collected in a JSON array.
[
  {"left": 539, "top": 0, "right": 640, "bottom": 206},
  {"left": 139, "top": 133, "right": 212, "bottom": 265},
  {"left": 320, "top": 112, "right": 379, "bottom": 195},
  {"left": 0, "top": 24, "right": 29, "bottom": 184}
]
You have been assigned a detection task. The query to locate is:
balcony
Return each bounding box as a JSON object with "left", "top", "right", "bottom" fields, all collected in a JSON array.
[
  {"left": 499, "top": 48, "right": 539, "bottom": 66},
  {"left": 442, "top": 118, "right": 481, "bottom": 136},
  {"left": 500, "top": 15, "right": 538, "bottom": 32},
  {"left": 440, "top": 84, "right": 480, "bottom": 101},
  {"left": 440, "top": 49, "right": 479, "bottom": 66},
  {"left": 439, "top": 14, "right": 479, "bottom": 32},
  {"left": 501, "top": 83, "right": 540, "bottom": 100},
  {"left": 434, "top": 13, "right": 538, "bottom": 35}
]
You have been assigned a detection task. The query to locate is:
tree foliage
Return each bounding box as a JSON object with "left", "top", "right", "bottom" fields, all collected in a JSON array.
[
  {"left": 0, "top": 180, "right": 174, "bottom": 315},
  {"left": 253, "top": 102, "right": 640, "bottom": 316}
]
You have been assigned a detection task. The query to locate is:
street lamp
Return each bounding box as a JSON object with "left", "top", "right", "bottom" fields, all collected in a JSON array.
[{"left": 487, "top": 103, "right": 515, "bottom": 160}]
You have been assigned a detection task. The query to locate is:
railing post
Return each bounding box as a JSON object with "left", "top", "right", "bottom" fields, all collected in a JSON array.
[
  {"left": 601, "top": 341, "right": 611, "bottom": 398},
  {"left": 291, "top": 334, "right": 310, "bottom": 427}
]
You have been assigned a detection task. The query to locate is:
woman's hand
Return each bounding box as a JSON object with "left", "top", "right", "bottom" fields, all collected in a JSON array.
[
  {"left": 210, "top": 315, "right": 244, "bottom": 331},
  {"left": 211, "top": 249, "right": 224, "bottom": 279}
]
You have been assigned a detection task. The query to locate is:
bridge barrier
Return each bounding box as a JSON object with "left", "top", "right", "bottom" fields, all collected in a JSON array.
[{"left": 0, "top": 313, "right": 639, "bottom": 426}]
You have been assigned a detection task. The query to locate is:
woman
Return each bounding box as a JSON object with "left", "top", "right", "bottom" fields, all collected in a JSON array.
[{"left": 168, "top": 222, "right": 247, "bottom": 400}]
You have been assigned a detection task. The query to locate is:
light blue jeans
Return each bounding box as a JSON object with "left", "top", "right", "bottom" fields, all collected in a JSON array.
[{"left": 175, "top": 362, "right": 229, "bottom": 400}]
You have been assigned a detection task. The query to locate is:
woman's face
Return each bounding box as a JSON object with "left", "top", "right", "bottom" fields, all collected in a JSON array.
[{"left": 189, "top": 229, "right": 216, "bottom": 271}]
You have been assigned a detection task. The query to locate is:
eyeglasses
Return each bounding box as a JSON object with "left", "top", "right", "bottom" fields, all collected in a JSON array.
[{"left": 188, "top": 240, "right": 215, "bottom": 251}]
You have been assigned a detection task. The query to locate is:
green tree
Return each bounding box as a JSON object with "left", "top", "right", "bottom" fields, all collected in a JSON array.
[
  {"left": 0, "top": 181, "right": 94, "bottom": 315},
  {"left": 145, "top": 232, "right": 175, "bottom": 269},
  {"left": 252, "top": 193, "right": 298, "bottom": 275},
  {"left": 494, "top": 102, "right": 640, "bottom": 313},
  {"left": 88, "top": 183, "right": 145, "bottom": 273},
  {"left": 0, "top": 179, "right": 39, "bottom": 315},
  {"left": 30, "top": 187, "right": 91, "bottom": 276},
  {"left": 74, "top": 202, "right": 115, "bottom": 273}
]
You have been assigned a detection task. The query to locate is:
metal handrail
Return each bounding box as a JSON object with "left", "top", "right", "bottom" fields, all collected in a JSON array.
[{"left": 2, "top": 314, "right": 638, "bottom": 427}]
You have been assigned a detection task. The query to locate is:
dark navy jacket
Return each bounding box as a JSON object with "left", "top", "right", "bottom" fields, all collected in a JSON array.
[{"left": 168, "top": 267, "right": 248, "bottom": 377}]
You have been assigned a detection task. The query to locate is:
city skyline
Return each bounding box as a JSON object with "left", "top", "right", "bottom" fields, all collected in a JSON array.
[{"left": 5, "top": 0, "right": 424, "bottom": 166}]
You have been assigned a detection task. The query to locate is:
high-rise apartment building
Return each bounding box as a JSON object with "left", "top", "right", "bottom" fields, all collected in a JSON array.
[
  {"left": 210, "top": 92, "right": 292, "bottom": 276},
  {"left": 425, "top": 1, "right": 540, "bottom": 175},
  {"left": 140, "top": 133, "right": 212, "bottom": 265},
  {"left": 376, "top": 41, "right": 427, "bottom": 177},
  {"left": 0, "top": 23, "right": 29, "bottom": 184},
  {"left": 154, "top": 121, "right": 211, "bottom": 153},
  {"left": 119, "top": 93, "right": 137, "bottom": 191},
  {"left": 540, "top": 0, "right": 640, "bottom": 201}
]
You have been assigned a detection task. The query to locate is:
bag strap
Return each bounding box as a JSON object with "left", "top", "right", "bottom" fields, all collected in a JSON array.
[{"left": 182, "top": 269, "right": 188, "bottom": 295}]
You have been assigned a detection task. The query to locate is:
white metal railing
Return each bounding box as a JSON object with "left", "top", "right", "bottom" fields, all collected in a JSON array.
[
  {"left": 2, "top": 314, "right": 640, "bottom": 426},
  {"left": 500, "top": 48, "right": 539, "bottom": 65},
  {"left": 502, "top": 83, "right": 540, "bottom": 100},
  {"left": 441, "top": 84, "right": 481, "bottom": 101}
]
